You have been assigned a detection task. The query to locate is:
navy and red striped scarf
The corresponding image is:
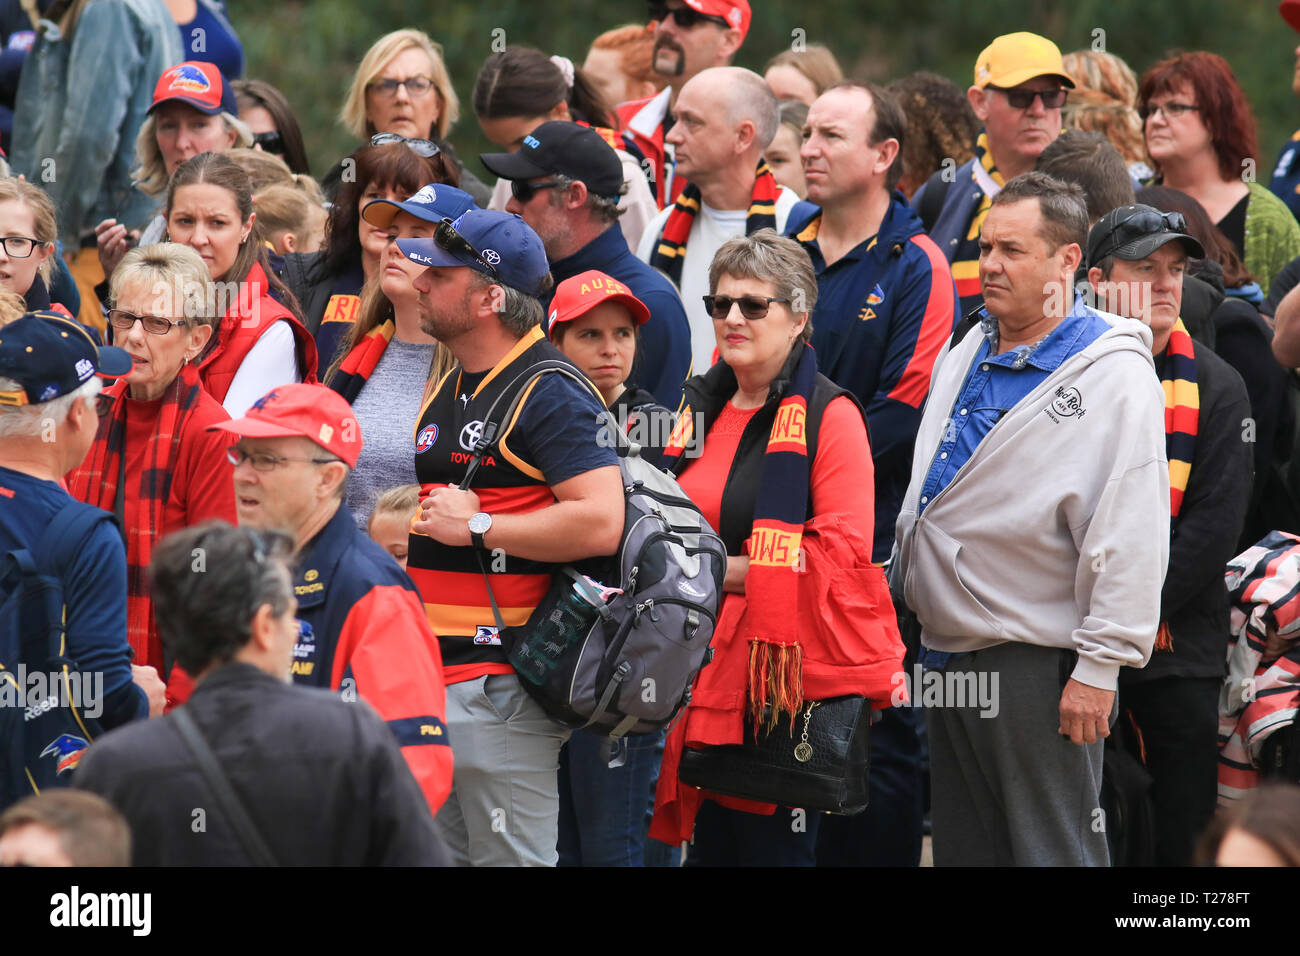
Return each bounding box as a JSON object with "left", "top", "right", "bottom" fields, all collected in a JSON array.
[
  {"left": 66, "top": 362, "right": 202, "bottom": 669},
  {"left": 650, "top": 159, "right": 779, "bottom": 286},
  {"left": 662, "top": 343, "right": 819, "bottom": 733},
  {"left": 326, "top": 317, "right": 395, "bottom": 403}
]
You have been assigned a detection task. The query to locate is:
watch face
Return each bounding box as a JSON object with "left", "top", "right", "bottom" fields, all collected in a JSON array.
[{"left": 468, "top": 512, "right": 491, "bottom": 535}]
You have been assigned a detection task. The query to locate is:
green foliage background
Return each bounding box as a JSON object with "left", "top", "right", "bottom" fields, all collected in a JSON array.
[{"left": 226, "top": 0, "right": 1298, "bottom": 181}]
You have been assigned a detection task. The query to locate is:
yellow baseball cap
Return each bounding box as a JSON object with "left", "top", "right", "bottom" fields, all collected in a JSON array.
[{"left": 973, "top": 32, "right": 1075, "bottom": 90}]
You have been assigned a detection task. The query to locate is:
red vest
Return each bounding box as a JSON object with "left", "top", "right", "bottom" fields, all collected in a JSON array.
[{"left": 199, "top": 261, "right": 319, "bottom": 403}]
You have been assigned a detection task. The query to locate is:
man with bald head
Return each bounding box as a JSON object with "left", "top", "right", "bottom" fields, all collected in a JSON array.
[{"left": 637, "top": 66, "right": 801, "bottom": 371}]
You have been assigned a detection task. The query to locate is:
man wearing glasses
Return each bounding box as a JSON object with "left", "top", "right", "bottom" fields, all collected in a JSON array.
[
  {"left": 397, "top": 209, "right": 624, "bottom": 866},
  {"left": 210, "top": 383, "right": 454, "bottom": 817},
  {"left": 1085, "top": 205, "right": 1252, "bottom": 866},
  {"left": 618, "top": 0, "right": 750, "bottom": 208},
  {"left": 913, "top": 32, "right": 1074, "bottom": 323}
]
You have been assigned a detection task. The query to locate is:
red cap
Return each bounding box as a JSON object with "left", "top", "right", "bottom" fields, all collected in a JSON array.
[
  {"left": 207, "top": 384, "right": 363, "bottom": 467},
  {"left": 682, "top": 0, "right": 750, "bottom": 38},
  {"left": 148, "top": 61, "right": 233, "bottom": 116},
  {"left": 1284, "top": 0, "right": 1300, "bottom": 32},
  {"left": 547, "top": 270, "right": 650, "bottom": 335}
]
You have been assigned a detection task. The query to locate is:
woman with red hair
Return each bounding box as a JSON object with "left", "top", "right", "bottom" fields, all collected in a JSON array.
[{"left": 1139, "top": 51, "right": 1300, "bottom": 294}]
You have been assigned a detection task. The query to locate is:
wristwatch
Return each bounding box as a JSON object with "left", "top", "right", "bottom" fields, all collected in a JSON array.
[{"left": 468, "top": 512, "right": 493, "bottom": 550}]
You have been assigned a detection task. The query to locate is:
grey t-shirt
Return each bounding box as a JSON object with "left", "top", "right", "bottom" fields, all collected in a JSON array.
[{"left": 346, "top": 337, "right": 435, "bottom": 528}]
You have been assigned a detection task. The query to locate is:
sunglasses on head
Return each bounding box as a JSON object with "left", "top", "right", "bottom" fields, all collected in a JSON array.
[
  {"left": 989, "top": 86, "right": 1068, "bottom": 110},
  {"left": 648, "top": 1, "right": 730, "bottom": 28},
  {"left": 1095, "top": 209, "right": 1190, "bottom": 259},
  {"left": 702, "top": 293, "right": 790, "bottom": 320},
  {"left": 435, "top": 218, "right": 500, "bottom": 277},
  {"left": 510, "top": 178, "right": 561, "bottom": 203},
  {"left": 370, "top": 132, "right": 442, "bottom": 159},
  {"left": 252, "top": 130, "right": 285, "bottom": 156}
]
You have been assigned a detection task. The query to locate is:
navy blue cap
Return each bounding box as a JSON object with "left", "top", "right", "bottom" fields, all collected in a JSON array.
[
  {"left": 0, "top": 312, "right": 131, "bottom": 407},
  {"left": 397, "top": 209, "right": 551, "bottom": 296},
  {"left": 362, "top": 182, "right": 477, "bottom": 230}
]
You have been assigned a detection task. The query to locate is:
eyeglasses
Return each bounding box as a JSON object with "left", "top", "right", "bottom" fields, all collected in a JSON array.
[
  {"left": 367, "top": 75, "right": 436, "bottom": 99},
  {"left": 370, "top": 132, "right": 442, "bottom": 158},
  {"left": 702, "top": 294, "right": 791, "bottom": 320},
  {"left": 94, "top": 393, "right": 115, "bottom": 418},
  {"left": 1138, "top": 101, "right": 1200, "bottom": 121},
  {"left": 989, "top": 86, "right": 1068, "bottom": 110},
  {"left": 435, "top": 217, "right": 500, "bottom": 277},
  {"left": 1092, "top": 209, "right": 1191, "bottom": 261},
  {"left": 510, "top": 178, "right": 560, "bottom": 203},
  {"left": 226, "top": 446, "right": 343, "bottom": 471},
  {"left": 252, "top": 130, "right": 285, "bottom": 156},
  {"left": 648, "top": 1, "right": 730, "bottom": 28},
  {"left": 0, "top": 236, "right": 42, "bottom": 258},
  {"left": 107, "top": 309, "right": 190, "bottom": 335}
]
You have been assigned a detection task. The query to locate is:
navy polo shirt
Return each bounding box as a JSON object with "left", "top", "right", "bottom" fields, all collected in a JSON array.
[{"left": 1270, "top": 131, "right": 1300, "bottom": 224}]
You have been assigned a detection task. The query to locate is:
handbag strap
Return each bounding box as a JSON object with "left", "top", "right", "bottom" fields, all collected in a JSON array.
[{"left": 171, "top": 707, "right": 279, "bottom": 867}]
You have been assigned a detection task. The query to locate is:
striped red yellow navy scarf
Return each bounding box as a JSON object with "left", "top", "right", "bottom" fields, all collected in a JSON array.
[
  {"left": 649, "top": 159, "right": 779, "bottom": 286},
  {"left": 1156, "top": 318, "right": 1199, "bottom": 651},
  {"left": 66, "top": 362, "right": 202, "bottom": 669},
  {"left": 326, "top": 317, "right": 395, "bottom": 403},
  {"left": 662, "top": 343, "right": 819, "bottom": 734},
  {"left": 951, "top": 131, "right": 1006, "bottom": 307}
]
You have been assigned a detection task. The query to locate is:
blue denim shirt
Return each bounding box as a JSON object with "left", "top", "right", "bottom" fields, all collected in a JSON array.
[{"left": 12, "top": 0, "right": 182, "bottom": 241}]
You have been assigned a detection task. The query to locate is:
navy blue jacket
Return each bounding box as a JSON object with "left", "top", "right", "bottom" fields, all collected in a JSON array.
[
  {"left": 541, "top": 223, "right": 692, "bottom": 411},
  {"left": 787, "top": 193, "right": 957, "bottom": 561}
]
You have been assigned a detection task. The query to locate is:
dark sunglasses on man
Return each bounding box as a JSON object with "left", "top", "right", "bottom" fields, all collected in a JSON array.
[
  {"left": 989, "top": 86, "right": 1068, "bottom": 110},
  {"left": 435, "top": 218, "right": 500, "bottom": 277},
  {"left": 702, "top": 293, "right": 790, "bottom": 320},
  {"left": 648, "top": 1, "right": 730, "bottom": 29},
  {"left": 370, "top": 132, "right": 442, "bottom": 159},
  {"left": 510, "top": 179, "right": 561, "bottom": 204}
]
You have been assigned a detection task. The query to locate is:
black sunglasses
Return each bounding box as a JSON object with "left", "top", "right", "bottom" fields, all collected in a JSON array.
[
  {"left": 989, "top": 86, "right": 1068, "bottom": 110},
  {"left": 252, "top": 130, "right": 285, "bottom": 155},
  {"left": 702, "top": 294, "right": 790, "bottom": 320},
  {"left": 435, "top": 218, "right": 500, "bottom": 277},
  {"left": 648, "top": 1, "right": 730, "bottom": 28},
  {"left": 370, "top": 132, "right": 442, "bottom": 158},
  {"left": 1093, "top": 210, "right": 1190, "bottom": 261},
  {"left": 510, "top": 179, "right": 560, "bottom": 203}
]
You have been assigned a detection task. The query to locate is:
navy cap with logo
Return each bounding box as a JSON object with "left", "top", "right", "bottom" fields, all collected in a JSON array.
[
  {"left": 0, "top": 312, "right": 132, "bottom": 407},
  {"left": 479, "top": 121, "right": 625, "bottom": 202},
  {"left": 1086, "top": 204, "right": 1206, "bottom": 269},
  {"left": 397, "top": 209, "right": 551, "bottom": 297},
  {"left": 362, "top": 182, "right": 478, "bottom": 230}
]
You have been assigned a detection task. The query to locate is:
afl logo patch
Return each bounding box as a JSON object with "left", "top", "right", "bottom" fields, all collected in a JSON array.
[{"left": 416, "top": 423, "right": 439, "bottom": 452}]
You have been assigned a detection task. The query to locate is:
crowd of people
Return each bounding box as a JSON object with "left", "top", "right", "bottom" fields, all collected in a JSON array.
[{"left": 6, "top": 0, "right": 1300, "bottom": 869}]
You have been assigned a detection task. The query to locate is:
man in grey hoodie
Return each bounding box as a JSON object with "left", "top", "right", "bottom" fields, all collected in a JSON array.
[{"left": 895, "top": 172, "right": 1169, "bottom": 866}]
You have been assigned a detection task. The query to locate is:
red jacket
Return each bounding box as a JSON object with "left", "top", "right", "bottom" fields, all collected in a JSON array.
[
  {"left": 199, "top": 261, "right": 319, "bottom": 403},
  {"left": 616, "top": 88, "right": 683, "bottom": 210}
]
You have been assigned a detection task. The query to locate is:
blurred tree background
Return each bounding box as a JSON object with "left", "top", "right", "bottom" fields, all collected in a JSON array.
[{"left": 227, "top": 0, "right": 1298, "bottom": 181}]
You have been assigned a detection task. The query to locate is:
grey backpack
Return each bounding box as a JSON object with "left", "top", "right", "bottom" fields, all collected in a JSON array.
[{"left": 462, "top": 361, "right": 726, "bottom": 737}]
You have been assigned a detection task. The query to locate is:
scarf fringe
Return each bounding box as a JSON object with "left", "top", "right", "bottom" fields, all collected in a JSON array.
[{"left": 747, "top": 640, "right": 803, "bottom": 739}]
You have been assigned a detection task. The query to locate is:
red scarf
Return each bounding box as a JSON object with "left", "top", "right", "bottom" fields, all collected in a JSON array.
[{"left": 66, "top": 363, "right": 202, "bottom": 670}]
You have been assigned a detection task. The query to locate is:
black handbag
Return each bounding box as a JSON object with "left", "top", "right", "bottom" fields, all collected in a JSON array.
[{"left": 678, "top": 695, "right": 872, "bottom": 815}]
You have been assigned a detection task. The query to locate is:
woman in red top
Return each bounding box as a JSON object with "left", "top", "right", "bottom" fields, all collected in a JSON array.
[
  {"left": 67, "top": 243, "right": 238, "bottom": 706},
  {"left": 652, "top": 230, "right": 900, "bottom": 866},
  {"left": 165, "top": 151, "right": 317, "bottom": 416}
]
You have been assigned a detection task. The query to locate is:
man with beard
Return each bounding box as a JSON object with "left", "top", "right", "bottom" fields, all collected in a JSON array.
[
  {"left": 397, "top": 209, "right": 625, "bottom": 866},
  {"left": 617, "top": 0, "right": 750, "bottom": 208}
]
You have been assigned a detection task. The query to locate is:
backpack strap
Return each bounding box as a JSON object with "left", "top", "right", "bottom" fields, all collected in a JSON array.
[
  {"left": 171, "top": 707, "right": 279, "bottom": 866},
  {"left": 917, "top": 168, "right": 953, "bottom": 235}
]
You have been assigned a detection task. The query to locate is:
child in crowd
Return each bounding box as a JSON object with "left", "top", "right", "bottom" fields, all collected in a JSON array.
[{"left": 367, "top": 483, "right": 420, "bottom": 570}]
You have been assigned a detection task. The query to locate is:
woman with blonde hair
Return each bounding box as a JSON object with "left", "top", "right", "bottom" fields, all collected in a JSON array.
[
  {"left": 253, "top": 182, "right": 327, "bottom": 257},
  {"left": 331, "top": 28, "right": 489, "bottom": 205},
  {"left": 764, "top": 45, "right": 844, "bottom": 106},
  {"left": 1061, "top": 50, "right": 1151, "bottom": 180},
  {"left": 0, "top": 176, "right": 74, "bottom": 315}
]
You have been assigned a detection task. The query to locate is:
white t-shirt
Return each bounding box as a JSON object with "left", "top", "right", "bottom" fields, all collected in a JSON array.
[
  {"left": 636, "top": 186, "right": 801, "bottom": 372},
  {"left": 222, "top": 320, "right": 302, "bottom": 418}
]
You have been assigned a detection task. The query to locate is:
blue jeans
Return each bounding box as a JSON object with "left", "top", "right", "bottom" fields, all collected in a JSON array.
[{"left": 557, "top": 727, "right": 676, "bottom": 866}]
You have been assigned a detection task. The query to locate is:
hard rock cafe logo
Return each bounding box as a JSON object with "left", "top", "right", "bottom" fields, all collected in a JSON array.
[{"left": 1045, "top": 386, "right": 1086, "bottom": 423}]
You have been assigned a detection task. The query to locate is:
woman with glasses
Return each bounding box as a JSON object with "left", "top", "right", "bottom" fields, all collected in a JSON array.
[
  {"left": 233, "top": 79, "right": 311, "bottom": 176},
  {"left": 1139, "top": 52, "right": 1300, "bottom": 294},
  {"left": 330, "top": 28, "right": 490, "bottom": 207},
  {"left": 473, "top": 46, "right": 658, "bottom": 252},
  {"left": 0, "top": 177, "right": 77, "bottom": 317},
  {"left": 280, "top": 141, "right": 459, "bottom": 369},
  {"left": 67, "top": 243, "right": 238, "bottom": 708},
  {"left": 650, "top": 230, "right": 886, "bottom": 867},
  {"left": 165, "top": 151, "right": 317, "bottom": 417}
]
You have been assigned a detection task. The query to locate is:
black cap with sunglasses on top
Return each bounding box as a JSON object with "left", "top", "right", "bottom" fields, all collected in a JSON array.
[
  {"left": 0, "top": 312, "right": 131, "bottom": 408},
  {"left": 1085, "top": 204, "right": 1205, "bottom": 269},
  {"left": 479, "top": 121, "right": 625, "bottom": 202}
]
